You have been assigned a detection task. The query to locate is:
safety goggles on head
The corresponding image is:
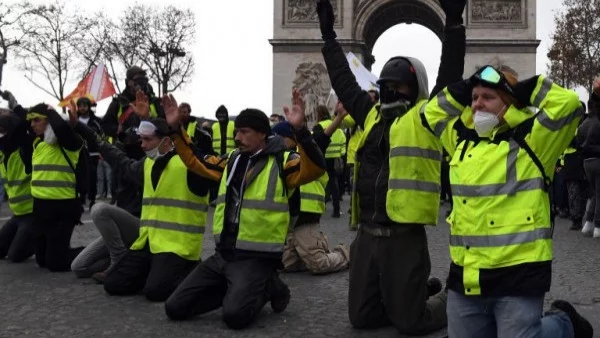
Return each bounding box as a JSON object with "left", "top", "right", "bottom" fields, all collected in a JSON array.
[{"left": 472, "top": 65, "right": 515, "bottom": 96}]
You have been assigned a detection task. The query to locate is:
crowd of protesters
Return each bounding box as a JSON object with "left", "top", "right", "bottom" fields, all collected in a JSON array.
[{"left": 0, "top": 0, "right": 595, "bottom": 336}]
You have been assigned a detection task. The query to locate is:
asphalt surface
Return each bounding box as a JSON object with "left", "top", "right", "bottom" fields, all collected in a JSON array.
[{"left": 0, "top": 198, "right": 599, "bottom": 338}]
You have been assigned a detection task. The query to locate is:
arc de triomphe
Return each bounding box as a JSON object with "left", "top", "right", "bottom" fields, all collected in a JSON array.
[{"left": 270, "top": 0, "right": 539, "bottom": 124}]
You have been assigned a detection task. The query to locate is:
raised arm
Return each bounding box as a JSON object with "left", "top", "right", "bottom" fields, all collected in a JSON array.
[
  {"left": 429, "top": 0, "right": 467, "bottom": 98},
  {"left": 317, "top": 0, "right": 374, "bottom": 128}
]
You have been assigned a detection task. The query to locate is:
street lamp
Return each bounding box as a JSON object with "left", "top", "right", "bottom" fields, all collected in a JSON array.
[{"left": 149, "top": 45, "right": 187, "bottom": 95}]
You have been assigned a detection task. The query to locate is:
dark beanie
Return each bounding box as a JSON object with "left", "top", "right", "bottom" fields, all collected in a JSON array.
[
  {"left": 271, "top": 121, "right": 294, "bottom": 139},
  {"left": 235, "top": 108, "right": 271, "bottom": 135}
]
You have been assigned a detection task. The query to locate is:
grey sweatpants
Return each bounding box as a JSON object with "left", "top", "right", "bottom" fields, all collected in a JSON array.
[{"left": 71, "top": 203, "right": 140, "bottom": 277}]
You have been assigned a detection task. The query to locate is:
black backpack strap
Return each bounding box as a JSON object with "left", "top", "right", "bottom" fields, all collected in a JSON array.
[
  {"left": 510, "top": 117, "right": 555, "bottom": 226},
  {"left": 58, "top": 145, "right": 80, "bottom": 200}
]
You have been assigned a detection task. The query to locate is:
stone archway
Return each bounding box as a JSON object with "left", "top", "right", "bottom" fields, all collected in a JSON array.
[
  {"left": 270, "top": 0, "right": 539, "bottom": 121},
  {"left": 353, "top": 0, "right": 445, "bottom": 68}
]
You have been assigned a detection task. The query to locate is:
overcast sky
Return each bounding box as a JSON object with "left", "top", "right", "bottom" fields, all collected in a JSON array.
[{"left": 1, "top": 0, "right": 573, "bottom": 117}]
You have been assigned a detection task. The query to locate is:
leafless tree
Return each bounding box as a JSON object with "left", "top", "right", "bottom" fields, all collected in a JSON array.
[
  {"left": 13, "top": 0, "right": 93, "bottom": 102},
  {"left": 547, "top": 0, "right": 600, "bottom": 93},
  {"left": 117, "top": 5, "right": 196, "bottom": 96},
  {"left": 0, "top": 1, "right": 40, "bottom": 87}
]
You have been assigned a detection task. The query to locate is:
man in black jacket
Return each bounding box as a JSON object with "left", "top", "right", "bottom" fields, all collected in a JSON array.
[
  {"left": 102, "top": 66, "right": 162, "bottom": 216},
  {"left": 317, "top": 0, "right": 466, "bottom": 335}
]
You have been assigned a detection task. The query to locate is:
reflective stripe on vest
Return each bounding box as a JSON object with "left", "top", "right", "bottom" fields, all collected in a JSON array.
[
  {"left": 31, "top": 140, "right": 80, "bottom": 200},
  {"left": 448, "top": 135, "right": 553, "bottom": 296},
  {"left": 213, "top": 151, "right": 291, "bottom": 254},
  {"left": 299, "top": 172, "right": 328, "bottom": 214},
  {"left": 130, "top": 156, "right": 208, "bottom": 261},
  {"left": 0, "top": 150, "right": 33, "bottom": 215},
  {"left": 212, "top": 121, "right": 236, "bottom": 155},
  {"left": 318, "top": 120, "right": 345, "bottom": 158}
]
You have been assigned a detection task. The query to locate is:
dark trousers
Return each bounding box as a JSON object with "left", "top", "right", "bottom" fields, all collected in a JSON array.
[
  {"left": 584, "top": 158, "right": 600, "bottom": 227},
  {"left": 0, "top": 214, "right": 35, "bottom": 262},
  {"left": 553, "top": 169, "right": 569, "bottom": 213},
  {"left": 348, "top": 225, "right": 447, "bottom": 335},
  {"left": 165, "top": 253, "right": 281, "bottom": 329},
  {"left": 33, "top": 216, "right": 80, "bottom": 272},
  {"left": 85, "top": 156, "right": 99, "bottom": 204},
  {"left": 103, "top": 244, "right": 197, "bottom": 302},
  {"left": 567, "top": 180, "right": 587, "bottom": 222},
  {"left": 325, "top": 159, "right": 340, "bottom": 215}
]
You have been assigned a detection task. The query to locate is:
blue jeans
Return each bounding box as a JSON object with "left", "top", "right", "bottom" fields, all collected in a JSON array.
[{"left": 447, "top": 290, "right": 574, "bottom": 338}]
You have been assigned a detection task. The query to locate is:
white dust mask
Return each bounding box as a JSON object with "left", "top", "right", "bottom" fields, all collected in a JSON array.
[
  {"left": 43, "top": 124, "right": 58, "bottom": 145},
  {"left": 473, "top": 111, "right": 500, "bottom": 137}
]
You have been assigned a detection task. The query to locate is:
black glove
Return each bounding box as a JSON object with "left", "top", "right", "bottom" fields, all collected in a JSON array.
[
  {"left": 316, "top": 0, "right": 337, "bottom": 40},
  {"left": 75, "top": 121, "right": 103, "bottom": 149},
  {"left": 0, "top": 90, "right": 18, "bottom": 110},
  {"left": 512, "top": 76, "right": 540, "bottom": 107},
  {"left": 440, "top": 0, "right": 467, "bottom": 27}
]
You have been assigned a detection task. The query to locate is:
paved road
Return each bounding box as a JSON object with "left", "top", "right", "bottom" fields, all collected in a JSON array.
[{"left": 0, "top": 199, "right": 599, "bottom": 337}]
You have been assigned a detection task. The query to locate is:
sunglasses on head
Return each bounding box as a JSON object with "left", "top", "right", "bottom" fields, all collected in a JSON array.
[{"left": 473, "top": 65, "right": 515, "bottom": 96}]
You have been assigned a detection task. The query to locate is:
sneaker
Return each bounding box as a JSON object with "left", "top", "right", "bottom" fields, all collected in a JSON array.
[
  {"left": 332, "top": 212, "right": 341, "bottom": 218},
  {"left": 549, "top": 300, "right": 593, "bottom": 338},
  {"left": 594, "top": 228, "right": 600, "bottom": 238},
  {"left": 582, "top": 221, "right": 595, "bottom": 237},
  {"left": 427, "top": 277, "right": 443, "bottom": 298},
  {"left": 570, "top": 219, "right": 582, "bottom": 230},
  {"left": 269, "top": 273, "right": 290, "bottom": 314}
]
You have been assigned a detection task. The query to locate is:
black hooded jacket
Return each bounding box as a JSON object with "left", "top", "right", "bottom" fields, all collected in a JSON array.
[{"left": 321, "top": 25, "right": 466, "bottom": 226}]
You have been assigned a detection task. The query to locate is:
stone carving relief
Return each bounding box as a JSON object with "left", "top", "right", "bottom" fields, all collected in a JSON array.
[
  {"left": 471, "top": 0, "right": 523, "bottom": 23},
  {"left": 285, "top": 0, "right": 340, "bottom": 25},
  {"left": 292, "top": 62, "right": 332, "bottom": 126}
]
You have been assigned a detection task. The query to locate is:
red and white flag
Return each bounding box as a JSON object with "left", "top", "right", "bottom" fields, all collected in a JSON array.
[{"left": 59, "top": 64, "right": 116, "bottom": 107}]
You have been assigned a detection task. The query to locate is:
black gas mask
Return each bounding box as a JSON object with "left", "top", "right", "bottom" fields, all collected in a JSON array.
[
  {"left": 132, "top": 77, "right": 151, "bottom": 95},
  {"left": 379, "top": 86, "right": 412, "bottom": 120}
]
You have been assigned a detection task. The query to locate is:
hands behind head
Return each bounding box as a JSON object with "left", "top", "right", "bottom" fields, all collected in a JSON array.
[
  {"left": 162, "top": 93, "right": 181, "bottom": 127},
  {"left": 130, "top": 89, "right": 150, "bottom": 119},
  {"left": 283, "top": 88, "right": 306, "bottom": 130}
]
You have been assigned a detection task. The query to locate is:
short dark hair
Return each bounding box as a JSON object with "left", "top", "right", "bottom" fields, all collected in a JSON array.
[
  {"left": 179, "top": 102, "right": 191, "bottom": 113},
  {"left": 316, "top": 105, "right": 330, "bottom": 121}
]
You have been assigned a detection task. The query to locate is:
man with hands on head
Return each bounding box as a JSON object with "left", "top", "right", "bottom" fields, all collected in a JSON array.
[
  {"left": 423, "top": 63, "right": 593, "bottom": 337},
  {"left": 316, "top": 0, "right": 467, "bottom": 334},
  {"left": 0, "top": 90, "right": 36, "bottom": 263},
  {"left": 161, "top": 91, "right": 326, "bottom": 330}
]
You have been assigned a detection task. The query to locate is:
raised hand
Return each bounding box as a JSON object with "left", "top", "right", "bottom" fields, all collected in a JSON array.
[
  {"left": 316, "top": 0, "right": 337, "bottom": 40},
  {"left": 67, "top": 99, "right": 78, "bottom": 127},
  {"left": 0, "top": 90, "right": 18, "bottom": 110},
  {"left": 440, "top": 0, "right": 466, "bottom": 26},
  {"left": 162, "top": 93, "right": 181, "bottom": 127},
  {"left": 285, "top": 88, "right": 307, "bottom": 130},
  {"left": 130, "top": 89, "right": 150, "bottom": 119}
]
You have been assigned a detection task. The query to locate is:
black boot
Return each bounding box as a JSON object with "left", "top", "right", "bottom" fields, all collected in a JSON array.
[{"left": 549, "top": 300, "right": 593, "bottom": 338}]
